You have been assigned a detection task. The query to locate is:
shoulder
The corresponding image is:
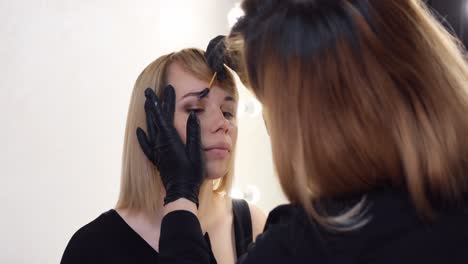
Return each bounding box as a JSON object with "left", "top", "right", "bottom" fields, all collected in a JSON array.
[
  {"left": 61, "top": 210, "right": 118, "bottom": 263},
  {"left": 69, "top": 210, "right": 117, "bottom": 241},
  {"left": 239, "top": 204, "right": 328, "bottom": 263},
  {"left": 264, "top": 203, "right": 304, "bottom": 228},
  {"left": 255, "top": 204, "right": 299, "bottom": 251},
  {"left": 246, "top": 203, "right": 267, "bottom": 240},
  {"left": 230, "top": 198, "right": 266, "bottom": 240}
]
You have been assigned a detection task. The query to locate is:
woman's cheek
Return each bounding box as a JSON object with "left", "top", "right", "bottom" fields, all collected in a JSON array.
[{"left": 228, "top": 122, "right": 238, "bottom": 146}]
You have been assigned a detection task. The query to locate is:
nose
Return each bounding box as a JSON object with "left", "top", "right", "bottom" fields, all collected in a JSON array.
[{"left": 209, "top": 109, "right": 230, "bottom": 134}]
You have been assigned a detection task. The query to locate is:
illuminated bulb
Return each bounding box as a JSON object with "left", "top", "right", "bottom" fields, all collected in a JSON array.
[
  {"left": 246, "top": 98, "right": 262, "bottom": 117},
  {"left": 237, "top": 98, "right": 262, "bottom": 118},
  {"left": 230, "top": 187, "right": 244, "bottom": 199},
  {"left": 245, "top": 185, "right": 261, "bottom": 204},
  {"left": 227, "top": 2, "right": 244, "bottom": 28},
  {"left": 230, "top": 185, "right": 261, "bottom": 204},
  {"left": 237, "top": 99, "right": 246, "bottom": 118}
]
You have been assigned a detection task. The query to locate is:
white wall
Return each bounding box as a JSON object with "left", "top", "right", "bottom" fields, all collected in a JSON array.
[{"left": 0, "top": 1, "right": 286, "bottom": 263}]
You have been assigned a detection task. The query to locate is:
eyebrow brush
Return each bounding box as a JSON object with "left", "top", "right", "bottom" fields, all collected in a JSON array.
[{"left": 198, "top": 72, "right": 218, "bottom": 99}]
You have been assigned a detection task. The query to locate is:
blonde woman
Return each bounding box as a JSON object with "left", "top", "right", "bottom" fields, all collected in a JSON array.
[
  {"left": 156, "top": 0, "right": 468, "bottom": 263},
  {"left": 61, "top": 48, "right": 266, "bottom": 264}
]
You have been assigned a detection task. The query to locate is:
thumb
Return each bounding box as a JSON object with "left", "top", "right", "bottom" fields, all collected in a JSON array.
[{"left": 186, "top": 111, "right": 204, "bottom": 171}]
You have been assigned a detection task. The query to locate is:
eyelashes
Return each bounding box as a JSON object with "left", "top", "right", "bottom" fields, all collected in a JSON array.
[
  {"left": 186, "top": 108, "right": 204, "bottom": 114},
  {"left": 185, "top": 108, "right": 236, "bottom": 120},
  {"left": 223, "top": 111, "right": 235, "bottom": 120}
]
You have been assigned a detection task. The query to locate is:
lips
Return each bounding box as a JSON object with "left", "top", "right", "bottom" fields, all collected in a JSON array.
[
  {"left": 204, "top": 142, "right": 231, "bottom": 151},
  {"left": 203, "top": 143, "right": 231, "bottom": 159}
]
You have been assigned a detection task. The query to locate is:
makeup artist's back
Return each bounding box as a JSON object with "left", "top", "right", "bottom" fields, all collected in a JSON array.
[
  {"left": 231, "top": 0, "right": 468, "bottom": 262},
  {"left": 234, "top": 188, "right": 468, "bottom": 263}
]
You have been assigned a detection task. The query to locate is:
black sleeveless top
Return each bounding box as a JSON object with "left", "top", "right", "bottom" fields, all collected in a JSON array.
[
  {"left": 61, "top": 199, "right": 253, "bottom": 263},
  {"left": 232, "top": 199, "right": 253, "bottom": 257}
]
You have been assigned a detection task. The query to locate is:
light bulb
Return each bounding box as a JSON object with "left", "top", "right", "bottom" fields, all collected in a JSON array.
[
  {"left": 227, "top": 2, "right": 244, "bottom": 28},
  {"left": 245, "top": 185, "right": 261, "bottom": 204},
  {"left": 230, "top": 187, "right": 244, "bottom": 199},
  {"left": 237, "top": 98, "right": 262, "bottom": 118}
]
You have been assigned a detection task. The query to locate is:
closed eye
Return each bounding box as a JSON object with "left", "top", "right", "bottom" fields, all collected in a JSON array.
[
  {"left": 186, "top": 108, "right": 204, "bottom": 114},
  {"left": 223, "top": 111, "right": 235, "bottom": 119}
]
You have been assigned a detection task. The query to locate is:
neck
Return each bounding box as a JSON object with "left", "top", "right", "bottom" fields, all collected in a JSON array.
[
  {"left": 198, "top": 180, "right": 219, "bottom": 220},
  {"left": 185, "top": 180, "right": 225, "bottom": 231}
]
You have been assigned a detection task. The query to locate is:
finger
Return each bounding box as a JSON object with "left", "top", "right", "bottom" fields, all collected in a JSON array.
[
  {"left": 216, "top": 70, "right": 227, "bottom": 81},
  {"left": 206, "top": 35, "right": 225, "bottom": 55},
  {"left": 144, "top": 88, "right": 158, "bottom": 107},
  {"left": 143, "top": 88, "right": 160, "bottom": 141},
  {"left": 162, "top": 85, "right": 176, "bottom": 125},
  {"left": 144, "top": 99, "right": 158, "bottom": 142},
  {"left": 144, "top": 88, "right": 168, "bottom": 133},
  {"left": 206, "top": 35, "right": 227, "bottom": 73},
  {"left": 136, "top": 127, "right": 154, "bottom": 161},
  {"left": 186, "top": 111, "right": 204, "bottom": 169}
]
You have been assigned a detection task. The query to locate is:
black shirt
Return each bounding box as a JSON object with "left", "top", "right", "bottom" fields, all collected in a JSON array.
[
  {"left": 159, "top": 188, "right": 468, "bottom": 263},
  {"left": 61, "top": 199, "right": 252, "bottom": 263}
]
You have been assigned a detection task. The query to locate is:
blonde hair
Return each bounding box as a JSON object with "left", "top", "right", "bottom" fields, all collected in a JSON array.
[
  {"left": 116, "top": 48, "right": 237, "bottom": 216},
  {"left": 229, "top": 0, "right": 468, "bottom": 227}
]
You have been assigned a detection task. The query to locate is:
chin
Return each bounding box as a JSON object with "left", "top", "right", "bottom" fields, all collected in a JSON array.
[{"left": 204, "top": 160, "right": 230, "bottom": 180}]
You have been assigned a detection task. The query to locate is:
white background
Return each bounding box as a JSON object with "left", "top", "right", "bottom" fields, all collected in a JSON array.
[{"left": 0, "top": 1, "right": 286, "bottom": 263}]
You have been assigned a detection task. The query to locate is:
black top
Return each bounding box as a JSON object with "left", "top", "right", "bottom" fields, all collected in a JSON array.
[
  {"left": 61, "top": 199, "right": 252, "bottom": 264},
  {"left": 232, "top": 199, "right": 253, "bottom": 257},
  {"left": 159, "top": 187, "right": 468, "bottom": 263}
]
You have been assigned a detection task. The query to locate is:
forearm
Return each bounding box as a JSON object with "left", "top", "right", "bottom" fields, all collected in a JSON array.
[
  {"left": 162, "top": 198, "right": 197, "bottom": 216},
  {"left": 159, "top": 199, "right": 212, "bottom": 264}
]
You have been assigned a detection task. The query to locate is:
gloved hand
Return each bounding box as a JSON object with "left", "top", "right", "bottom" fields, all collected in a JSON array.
[
  {"left": 205, "top": 35, "right": 239, "bottom": 81},
  {"left": 136, "top": 85, "right": 205, "bottom": 207},
  {"left": 206, "top": 35, "right": 252, "bottom": 89}
]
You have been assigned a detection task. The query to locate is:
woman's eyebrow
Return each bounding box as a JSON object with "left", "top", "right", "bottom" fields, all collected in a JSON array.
[
  {"left": 224, "top": 96, "right": 235, "bottom": 102},
  {"left": 179, "top": 92, "right": 236, "bottom": 103},
  {"left": 179, "top": 90, "right": 206, "bottom": 101}
]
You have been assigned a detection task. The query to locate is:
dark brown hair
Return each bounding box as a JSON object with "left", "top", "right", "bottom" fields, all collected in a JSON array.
[{"left": 229, "top": 0, "right": 468, "bottom": 226}]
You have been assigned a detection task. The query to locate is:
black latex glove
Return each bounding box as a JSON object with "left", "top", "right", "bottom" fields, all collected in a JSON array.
[
  {"left": 205, "top": 35, "right": 239, "bottom": 81},
  {"left": 136, "top": 85, "right": 205, "bottom": 207}
]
